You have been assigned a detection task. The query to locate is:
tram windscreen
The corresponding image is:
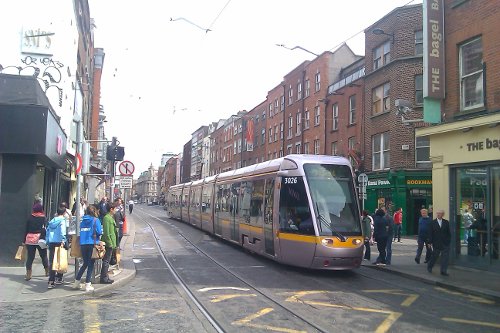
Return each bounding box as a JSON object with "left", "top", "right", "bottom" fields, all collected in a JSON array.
[{"left": 304, "top": 164, "right": 361, "bottom": 236}]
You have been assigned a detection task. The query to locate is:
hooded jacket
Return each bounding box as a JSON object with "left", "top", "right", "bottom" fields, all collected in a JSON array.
[
  {"left": 101, "top": 212, "right": 117, "bottom": 249},
  {"left": 46, "top": 216, "right": 67, "bottom": 244},
  {"left": 373, "top": 209, "right": 389, "bottom": 241},
  {"left": 79, "top": 215, "right": 103, "bottom": 245}
]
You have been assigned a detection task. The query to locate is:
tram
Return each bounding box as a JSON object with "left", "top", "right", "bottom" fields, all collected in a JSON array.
[{"left": 166, "top": 155, "right": 364, "bottom": 270}]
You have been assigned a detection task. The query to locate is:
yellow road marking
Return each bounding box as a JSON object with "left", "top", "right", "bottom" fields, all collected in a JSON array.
[
  {"left": 363, "top": 289, "right": 420, "bottom": 307},
  {"left": 84, "top": 300, "right": 101, "bottom": 333},
  {"left": 435, "top": 287, "right": 495, "bottom": 305},
  {"left": 443, "top": 317, "right": 500, "bottom": 328},
  {"left": 284, "top": 290, "right": 401, "bottom": 333},
  {"left": 210, "top": 293, "right": 257, "bottom": 303},
  {"left": 233, "top": 308, "right": 307, "bottom": 333}
]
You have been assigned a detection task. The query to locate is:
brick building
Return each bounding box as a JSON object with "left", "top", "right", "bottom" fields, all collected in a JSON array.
[{"left": 416, "top": 0, "right": 500, "bottom": 271}]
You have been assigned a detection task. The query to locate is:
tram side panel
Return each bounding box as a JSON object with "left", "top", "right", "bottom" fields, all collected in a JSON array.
[{"left": 200, "top": 182, "right": 214, "bottom": 234}]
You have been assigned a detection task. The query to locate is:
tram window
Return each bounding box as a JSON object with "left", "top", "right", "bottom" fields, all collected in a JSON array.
[
  {"left": 279, "top": 177, "right": 314, "bottom": 235},
  {"left": 264, "top": 179, "right": 274, "bottom": 225},
  {"left": 251, "top": 180, "right": 265, "bottom": 226}
]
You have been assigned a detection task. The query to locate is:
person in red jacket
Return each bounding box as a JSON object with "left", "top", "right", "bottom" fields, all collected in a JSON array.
[{"left": 393, "top": 207, "right": 403, "bottom": 242}]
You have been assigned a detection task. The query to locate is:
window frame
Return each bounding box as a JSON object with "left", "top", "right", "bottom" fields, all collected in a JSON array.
[
  {"left": 315, "top": 72, "right": 321, "bottom": 92},
  {"left": 348, "top": 95, "right": 356, "bottom": 125},
  {"left": 314, "top": 105, "right": 320, "bottom": 126},
  {"left": 288, "top": 115, "right": 293, "bottom": 138},
  {"left": 415, "top": 74, "right": 423, "bottom": 105},
  {"left": 332, "top": 103, "right": 339, "bottom": 131},
  {"left": 314, "top": 139, "right": 320, "bottom": 155},
  {"left": 416, "top": 135, "right": 431, "bottom": 169},
  {"left": 331, "top": 141, "right": 338, "bottom": 155},
  {"left": 459, "top": 37, "right": 484, "bottom": 111},
  {"left": 305, "top": 79, "right": 310, "bottom": 97},
  {"left": 296, "top": 112, "right": 301, "bottom": 135},
  {"left": 415, "top": 30, "right": 423, "bottom": 55},
  {"left": 304, "top": 110, "right": 310, "bottom": 129},
  {"left": 373, "top": 41, "right": 391, "bottom": 70},
  {"left": 372, "top": 132, "right": 390, "bottom": 171},
  {"left": 372, "top": 82, "right": 391, "bottom": 115}
]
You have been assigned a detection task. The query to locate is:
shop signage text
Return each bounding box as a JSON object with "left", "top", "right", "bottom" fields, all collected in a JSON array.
[
  {"left": 423, "top": 0, "right": 445, "bottom": 100},
  {"left": 407, "top": 179, "right": 432, "bottom": 185},
  {"left": 367, "top": 179, "right": 391, "bottom": 186},
  {"left": 465, "top": 138, "right": 500, "bottom": 151}
]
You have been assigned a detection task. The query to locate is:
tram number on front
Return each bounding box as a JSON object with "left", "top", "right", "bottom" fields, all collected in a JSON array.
[{"left": 284, "top": 177, "right": 298, "bottom": 184}]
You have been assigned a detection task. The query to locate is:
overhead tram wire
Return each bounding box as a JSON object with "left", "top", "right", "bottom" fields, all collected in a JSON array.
[{"left": 206, "top": 0, "right": 233, "bottom": 32}]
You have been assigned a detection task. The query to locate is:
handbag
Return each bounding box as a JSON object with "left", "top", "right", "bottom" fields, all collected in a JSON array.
[
  {"left": 25, "top": 232, "right": 41, "bottom": 245},
  {"left": 92, "top": 242, "right": 106, "bottom": 259},
  {"left": 15, "top": 245, "right": 26, "bottom": 260},
  {"left": 70, "top": 236, "right": 82, "bottom": 257},
  {"left": 38, "top": 238, "right": 47, "bottom": 249},
  {"left": 52, "top": 245, "right": 68, "bottom": 273}
]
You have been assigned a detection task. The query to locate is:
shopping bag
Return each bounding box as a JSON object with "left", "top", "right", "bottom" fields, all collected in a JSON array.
[
  {"left": 91, "top": 241, "right": 105, "bottom": 259},
  {"left": 115, "top": 248, "right": 121, "bottom": 264},
  {"left": 70, "top": 236, "right": 82, "bottom": 258},
  {"left": 15, "top": 245, "right": 26, "bottom": 261},
  {"left": 52, "top": 246, "right": 68, "bottom": 273}
]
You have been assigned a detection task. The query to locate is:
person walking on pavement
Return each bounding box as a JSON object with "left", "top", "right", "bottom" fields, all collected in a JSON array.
[
  {"left": 427, "top": 209, "right": 451, "bottom": 276},
  {"left": 100, "top": 202, "right": 118, "bottom": 284},
  {"left": 46, "top": 206, "right": 67, "bottom": 289},
  {"left": 382, "top": 206, "right": 394, "bottom": 265},
  {"left": 373, "top": 208, "right": 389, "bottom": 266},
  {"left": 23, "top": 203, "right": 49, "bottom": 280},
  {"left": 98, "top": 196, "right": 108, "bottom": 221},
  {"left": 415, "top": 208, "right": 432, "bottom": 264},
  {"left": 73, "top": 206, "right": 102, "bottom": 292},
  {"left": 362, "top": 210, "right": 374, "bottom": 261},
  {"left": 393, "top": 207, "right": 403, "bottom": 242},
  {"left": 128, "top": 199, "right": 134, "bottom": 214},
  {"left": 114, "top": 198, "right": 125, "bottom": 247}
]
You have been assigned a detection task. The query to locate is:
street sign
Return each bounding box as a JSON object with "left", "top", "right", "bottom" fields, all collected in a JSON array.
[
  {"left": 119, "top": 176, "right": 133, "bottom": 189},
  {"left": 118, "top": 160, "right": 135, "bottom": 176},
  {"left": 358, "top": 173, "right": 368, "bottom": 187}
]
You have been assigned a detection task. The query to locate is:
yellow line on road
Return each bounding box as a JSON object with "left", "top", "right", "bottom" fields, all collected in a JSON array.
[
  {"left": 84, "top": 300, "right": 101, "bottom": 333},
  {"left": 210, "top": 293, "right": 257, "bottom": 303},
  {"left": 363, "top": 289, "right": 420, "bottom": 307},
  {"left": 233, "top": 308, "right": 307, "bottom": 333},
  {"left": 434, "top": 287, "right": 495, "bottom": 304},
  {"left": 443, "top": 317, "right": 500, "bottom": 328}
]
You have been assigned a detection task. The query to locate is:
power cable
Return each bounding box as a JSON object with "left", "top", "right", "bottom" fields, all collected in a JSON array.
[{"left": 207, "top": 0, "right": 233, "bottom": 31}]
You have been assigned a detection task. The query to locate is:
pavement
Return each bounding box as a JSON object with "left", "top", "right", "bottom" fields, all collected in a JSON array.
[{"left": 1, "top": 216, "right": 499, "bottom": 304}]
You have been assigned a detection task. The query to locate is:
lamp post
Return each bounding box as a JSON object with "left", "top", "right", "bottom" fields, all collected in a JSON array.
[{"left": 372, "top": 28, "right": 394, "bottom": 44}]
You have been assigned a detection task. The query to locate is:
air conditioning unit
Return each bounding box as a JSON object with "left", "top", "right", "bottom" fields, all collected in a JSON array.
[{"left": 401, "top": 144, "right": 410, "bottom": 151}]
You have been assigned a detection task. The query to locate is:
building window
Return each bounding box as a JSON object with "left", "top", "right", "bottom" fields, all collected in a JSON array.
[
  {"left": 314, "top": 105, "right": 320, "bottom": 126},
  {"left": 288, "top": 85, "right": 293, "bottom": 105},
  {"left": 331, "top": 141, "right": 338, "bottom": 155},
  {"left": 415, "top": 74, "right": 423, "bottom": 105},
  {"left": 332, "top": 103, "right": 339, "bottom": 130},
  {"left": 274, "top": 99, "right": 279, "bottom": 113},
  {"left": 372, "top": 82, "right": 390, "bottom": 115},
  {"left": 268, "top": 127, "right": 273, "bottom": 143},
  {"left": 348, "top": 136, "right": 355, "bottom": 151},
  {"left": 279, "top": 149, "right": 283, "bottom": 157},
  {"left": 296, "top": 112, "right": 301, "bottom": 135},
  {"left": 304, "top": 110, "right": 310, "bottom": 129},
  {"left": 280, "top": 122, "right": 284, "bottom": 139},
  {"left": 373, "top": 41, "right": 391, "bottom": 70},
  {"left": 314, "top": 139, "right": 320, "bottom": 155},
  {"left": 416, "top": 136, "right": 431, "bottom": 169},
  {"left": 261, "top": 128, "right": 265, "bottom": 145},
  {"left": 305, "top": 79, "right": 310, "bottom": 97},
  {"left": 262, "top": 111, "right": 266, "bottom": 120},
  {"left": 460, "top": 37, "right": 483, "bottom": 110},
  {"left": 288, "top": 115, "right": 293, "bottom": 138},
  {"left": 274, "top": 125, "right": 278, "bottom": 142},
  {"left": 372, "top": 132, "right": 390, "bottom": 170},
  {"left": 295, "top": 143, "right": 301, "bottom": 154},
  {"left": 415, "top": 30, "right": 423, "bottom": 55},
  {"left": 349, "top": 95, "right": 356, "bottom": 125},
  {"left": 269, "top": 103, "right": 273, "bottom": 118},
  {"left": 287, "top": 145, "right": 292, "bottom": 155},
  {"left": 304, "top": 142, "right": 310, "bottom": 154},
  {"left": 297, "top": 82, "right": 302, "bottom": 100},
  {"left": 280, "top": 95, "right": 285, "bottom": 111},
  {"left": 234, "top": 141, "right": 237, "bottom": 155},
  {"left": 315, "top": 71, "right": 321, "bottom": 92}
]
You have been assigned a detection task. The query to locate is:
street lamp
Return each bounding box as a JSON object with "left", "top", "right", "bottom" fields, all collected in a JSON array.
[
  {"left": 372, "top": 28, "right": 394, "bottom": 43},
  {"left": 275, "top": 44, "right": 319, "bottom": 57}
]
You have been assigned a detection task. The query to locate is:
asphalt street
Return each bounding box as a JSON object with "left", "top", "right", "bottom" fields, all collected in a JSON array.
[{"left": 1, "top": 205, "right": 499, "bottom": 333}]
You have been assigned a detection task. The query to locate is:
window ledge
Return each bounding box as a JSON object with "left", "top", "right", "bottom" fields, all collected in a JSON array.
[
  {"left": 370, "top": 110, "right": 391, "bottom": 119},
  {"left": 454, "top": 106, "right": 487, "bottom": 120},
  {"left": 331, "top": 129, "right": 339, "bottom": 133},
  {"left": 347, "top": 123, "right": 356, "bottom": 127}
]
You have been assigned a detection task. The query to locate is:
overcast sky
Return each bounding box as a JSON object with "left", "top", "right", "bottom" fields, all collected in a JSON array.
[{"left": 88, "top": 0, "right": 421, "bottom": 177}]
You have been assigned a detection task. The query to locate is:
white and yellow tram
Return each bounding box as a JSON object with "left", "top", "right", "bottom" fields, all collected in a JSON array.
[{"left": 166, "top": 155, "right": 364, "bottom": 270}]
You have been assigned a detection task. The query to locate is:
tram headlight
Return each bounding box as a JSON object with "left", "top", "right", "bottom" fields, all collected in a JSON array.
[
  {"left": 352, "top": 238, "right": 362, "bottom": 245},
  {"left": 321, "top": 238, "right": 334, "bottom": 246}
]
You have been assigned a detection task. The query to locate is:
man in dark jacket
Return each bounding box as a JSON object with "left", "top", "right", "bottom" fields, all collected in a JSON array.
[
  {"left": 427, "top": 209, "right": 451, "bottom": 276},
  {"left": 382, "top": 207, "right": 394, "bottom": 265},
  {"left": 415, "top": 208, "right": 433, "bottom": 264},
  {"left": 373, "top": 208, "right": 389, "bottom": 265}
]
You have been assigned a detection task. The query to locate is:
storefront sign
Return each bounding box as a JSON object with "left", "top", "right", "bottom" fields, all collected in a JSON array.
[
  {"left": 367, "top": 179, "right": 391, "bottom": 187},
  {"left": 21, "top": 27, "right": 54, "bottom": 55},
  {"left": 464, "top": 138, "right": 500, "bottom": 151},
  {"left": 423, "top": 0, "right": 445, "bottom": 100},
  {"left": 407, "top": 179, "right": 432, "bottom": 185}
]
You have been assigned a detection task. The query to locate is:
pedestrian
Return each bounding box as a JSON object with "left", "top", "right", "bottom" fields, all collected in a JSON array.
[
  {"left": 128, "top": 199, "right": 134, "bottom": 214},
  {"left": 46, "top": 206, "right": 67, "bottom": 289},
  {"left": 415, "top": 208, "right": 432, "bottom": 264},
  {"left": 462, "top": 209, "right": 474, "bottom": 244},
  {"left": 427, "top": 209, "right": 451, "bottom": 276},
  {"left": 382, "top": 207, "right": 394, "bottom": 265},
  {"left": 60, "top": 201, "right": 72, "bottom": 247},
  {"left": 393, "top": 207, "right": 403, "bottom": 242},
  {"left": 362, "top": 210, "right": 373, "bottom": 261},
  {"left": 98, "top": 196, "right": 108, "bottom": 220},
  {"left": 100, "top": 202, "right": 118, "bottom": 284},
  {"left": 23, "top": 203, "right": 49, "bottom": 280},
  {"left": 114, "top": 198, "right": 125, "bottom": 247},
  {"left": 73, "top": 205, "right": 102, "bottom": 292},
  {"left": 373, "top": 208, "right": 389, "bottom": 266}
]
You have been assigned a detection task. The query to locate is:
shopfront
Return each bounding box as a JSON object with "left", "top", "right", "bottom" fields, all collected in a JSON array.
[
  {"left": 365, "top": 170, "right": 432, "bottom": 236},
  {"left": 417, "top": 113, "right": 500, "bottom": 272},
  {"left": 0, "top": 74, "right": 67, "bottom": 266}
]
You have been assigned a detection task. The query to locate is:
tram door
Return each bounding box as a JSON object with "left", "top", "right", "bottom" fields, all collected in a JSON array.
[{"left": 264, "top": 179, "right": 275, "bottom": 256}]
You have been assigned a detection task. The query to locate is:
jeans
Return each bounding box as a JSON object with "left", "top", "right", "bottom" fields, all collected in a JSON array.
[
  {"left": 100, "top": 246, "right": 113, "bottom": 281},
  {"left": 375, "top": 237, "right": 388, "bottom": 264},
  {"left": 428, "top": 245, "right": 450, "bottom": 273},
  {"left": 394, "top": 224, "right": 402, "bottom": 241},
  {"left": 464, "top": 228, "right": 472, "bottom": 243},
  {"left": 76, "top": 244, "right": 95, "bottom": 283},
  {"left": 416, "top": 237, "right": 432, "bottom": 262},
  {"left": 386, "top": 237, "right": 393, "bottom": 264},
  {"left": 48, "top": 243, "right": 64, "bottom": 283},
  {"left": 25, "top": 244, "right": 48, "bottom": 270},
  {"left": 364, "top": 239, "right": 371, "bottom": 260}
]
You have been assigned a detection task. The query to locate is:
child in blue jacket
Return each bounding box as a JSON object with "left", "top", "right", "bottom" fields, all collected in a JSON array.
[{"left": 46, "top": 206, "right": 67, "bottom": 288}]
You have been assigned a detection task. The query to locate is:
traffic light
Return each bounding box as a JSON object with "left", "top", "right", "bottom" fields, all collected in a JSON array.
[{"left": 106, "top": 145, "right": 125, "bottom": 161}]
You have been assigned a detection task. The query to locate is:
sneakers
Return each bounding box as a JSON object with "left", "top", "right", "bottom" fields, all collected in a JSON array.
[
  {"left": 47, "top": 282, "right": 55, "bottom": 289},
  {"left": 100, "top": 278, "right": 114, "bottom": 284},
  {"left": 85, "top": 283, "right": 94, "bottom": 292},
  {"left": 25, "top": 269, "right": 32, "bottom": 281},
  {"left": 72, "top": 280, "right": 81, "bottom": 290},
  {"left": 55, "top": 278, "right": 64, "bottom": 285}
]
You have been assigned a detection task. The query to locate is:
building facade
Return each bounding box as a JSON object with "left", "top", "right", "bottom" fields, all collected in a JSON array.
[{"left": 135, "top": 164, "right": 158, "bottom": 204}]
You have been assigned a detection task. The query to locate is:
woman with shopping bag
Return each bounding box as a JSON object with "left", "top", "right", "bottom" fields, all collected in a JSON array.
[
  {"left": 46, "top": 206, "right": 67, "bottom": 289},
  {"left": 72, "top": 205, "right": 102, "bottom": 292},
  {"left": 23, "top": 203, "right": 49, "bottom": 280}
]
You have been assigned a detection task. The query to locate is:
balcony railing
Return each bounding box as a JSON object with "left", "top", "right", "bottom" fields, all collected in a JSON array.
[{"left": 328, "top": 67, "right": 365, "bottom": 95}]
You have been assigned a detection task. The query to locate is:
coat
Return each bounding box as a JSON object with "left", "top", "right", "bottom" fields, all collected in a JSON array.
[
  {"left": 101, "top": 212, "right": 117, "bottom": 249},
  {"left": 46, "top": 216, "right": 67, "bottom": 244},
  {"left": 373, "top": 209, "right": 389, "bottom": 242},
  {"left": 24, "top": 214, "right": 47, "bottom": 242},
  {"left": 428, "top": 218, "right": 451, "bottom": 250},
  {"left": 418, "top": 216, "right": 431, "bottom": 240},
  {"left": 79, "top": 215, "right": 103, "bottom": 245}
]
